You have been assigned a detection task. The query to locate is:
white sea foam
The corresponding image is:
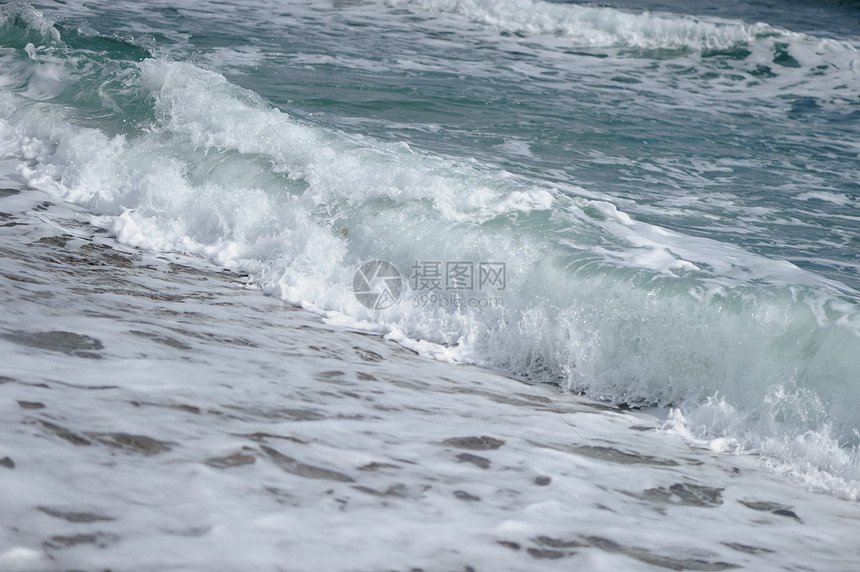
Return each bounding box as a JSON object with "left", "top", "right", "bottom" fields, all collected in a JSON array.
[
  {"left": 1, "top": 2, "right": 858, "bottom": 498},
  {"left": 795, "top": 191, "right": 853, "bottom": 205},
  {"left": 2, "top": 192, "right": 858, "bottom": 569},
  {"left": 389, "top": 0, "right": 774, "bottom": 50}
]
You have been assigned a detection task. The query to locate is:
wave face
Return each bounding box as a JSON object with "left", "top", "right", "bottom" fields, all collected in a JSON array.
[{"left": 1, "top": 0, "right": 859, "bottom": 497}]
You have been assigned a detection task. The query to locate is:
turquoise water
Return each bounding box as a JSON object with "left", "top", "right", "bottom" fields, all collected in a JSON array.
[{"left": 2, "top": 0, "right": 859, "bottom": 494}]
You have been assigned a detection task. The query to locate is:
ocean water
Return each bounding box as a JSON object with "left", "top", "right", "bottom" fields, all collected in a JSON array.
[{"left": 1, "top": 0, "right": 859, "bottom": 569}]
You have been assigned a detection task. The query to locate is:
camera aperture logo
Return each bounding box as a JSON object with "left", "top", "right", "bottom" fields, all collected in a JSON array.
[
  {"left": 353, "top": 259, "right": 505, "bottom": 310},
  {"left": 353, "top": 260, "right": 404, "bottom": 310}
]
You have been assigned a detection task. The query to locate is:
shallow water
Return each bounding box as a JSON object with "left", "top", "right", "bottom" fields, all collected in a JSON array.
[{"left": 1, "top": 186, "right": 859, "bottom": 571}]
